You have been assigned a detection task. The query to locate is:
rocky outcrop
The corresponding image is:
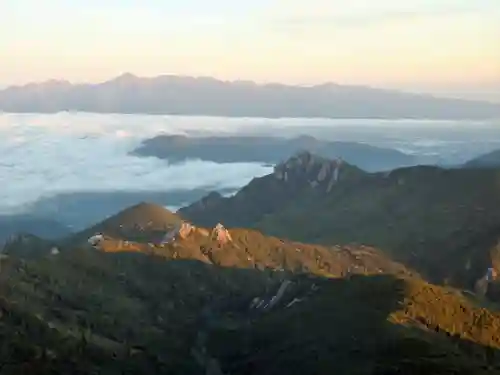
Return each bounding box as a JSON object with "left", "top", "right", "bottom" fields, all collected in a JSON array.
[
  {"left": 88, "top": 233, "right": 104, "bottom": 247},
  {"left": 273, "top": 151, "right": 345, "bottom": 193},
  {"left": 196, "top": 228, "right": 210, "bottom": 237},
  {"left": 178, "top": 222, "right": 195, "bottom": 239},
  {"left": 474, "top": 267, "right": 498, "bottom": 296},
  {"left": 212, "top": 223, "right": 232, "bottom": 245}
]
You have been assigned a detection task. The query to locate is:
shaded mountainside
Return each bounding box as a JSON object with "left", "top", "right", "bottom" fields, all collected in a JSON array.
[
  {"left": 209, "top": 275, "right": 500, "bottom": 375},
  {"left": 2, "top": 234, "right": 500, "bottom": 373},
  {"left": 179, "top": 151, "right": 366, "bottom": 228},
  {"left": 0, "top": 215, "right": 72, "bottom": 244},
  {"left": 179, "top": 152, "right": 500, "bottom": 289},
  {"left": 2, "top": 74, "right": 500, "bottom": 119},
  {"left": 464, "top": 149, "right": 500, "bottom": 168},
  {"left": 1, "top": 213, "right": 417, "bottom": 374},
  {"left": 132, "top": 134, "right": 417, "bottom": 172},
  {"left": 2, "top": 201, "right": 500, "bottom": 373}
]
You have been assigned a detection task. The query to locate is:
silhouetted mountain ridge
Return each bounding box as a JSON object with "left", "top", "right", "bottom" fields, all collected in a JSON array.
[
  {"left": 464, "top": 149, "right": 500, "bottom": 168},
  {"left": 133, "top": 134, "right": 418, "bottom": 172},
  {"left": 179, "top": 151, "right": 366, "bottom": 228},
  {"left": 2, "top": 74, "right": 500, "bottom": 119}
]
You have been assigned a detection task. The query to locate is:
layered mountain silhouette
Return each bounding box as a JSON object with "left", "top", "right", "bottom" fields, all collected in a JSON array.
[
  {"left": 4, "top": 156, "right": 500, "bottom": 373},
  {"left": 133, "top": 134, "right": 417, "bottom": 172},
  {"left": 1, "top": 74, "right": 500, "bottom": 119}
]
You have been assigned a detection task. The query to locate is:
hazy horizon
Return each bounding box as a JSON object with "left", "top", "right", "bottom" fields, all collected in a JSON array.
[{"left": 2, "top": 0, "right": 499, "bottom": 102}]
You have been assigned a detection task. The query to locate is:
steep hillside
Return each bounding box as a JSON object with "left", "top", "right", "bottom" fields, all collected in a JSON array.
[
  {"left": 208, "top": 275, "right": 500, "bottom": 375},
  {"left": 180, "top": 152, "right": 500, "bottom": 289},
  {"left": 464, "top": 149, "right": 500, "bottom": 168},
  {"left": 1, "top": 233, "right": 58, "bottom": 258},
  {"left": 2, "top": 249, "right": 500, "bottom": 374},
  {"left": 179, "top": 151, "right": 366, "bottom": 228},
  {"left": 0, "top": 250, "right": 276, "bottom": 374},
  {"left": 67, "top": 202, "right": 182, "bottom": 246},
  {"left": 0, "top": 215, "right": 71, "bottom": 244}
]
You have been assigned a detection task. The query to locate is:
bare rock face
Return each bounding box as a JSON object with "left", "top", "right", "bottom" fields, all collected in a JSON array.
[
  {"left": 196, "top": 228, "right": 210, "bottom": 237},
  {"left": 273, "top": 168, "right": 284, "bottom": 180},
  {"left": 273, "top": 151, "right": 343, "bottom": 193},
  {"left": 160, "top": 221, "right": 196, "bottom": 244},
  {"left": 88, "top": 234, "right": 104, "bottom": 248},
  {"left": 317, "top": 162, "right": 330, "bottom": 182},
  {"left": 178, "top": 222, "right": 195, "bottom": 239},
  {"left": 474, "top": 267, "right": 498, "bottom": 296},
  {"left": 211, "top": 223, "right": 232, "bottom": 245},
  {"left": 195, "top": 192, "right": 224, "bottom": 210},
  {"left": 475, "top": 277, "right": 489, "bottom": 296}
]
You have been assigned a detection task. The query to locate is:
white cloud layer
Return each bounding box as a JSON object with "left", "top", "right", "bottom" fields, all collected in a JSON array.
[{"left": 1, "top": 112, "right": 500, "bottom": 214}]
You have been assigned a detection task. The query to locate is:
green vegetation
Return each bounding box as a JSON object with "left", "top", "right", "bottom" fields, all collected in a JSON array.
[
  {"left": 180, "top": 153, "right": 500, "bottom": 289},
  {"left": 4, "top": 155, "right": 500, "bottom": 374}
]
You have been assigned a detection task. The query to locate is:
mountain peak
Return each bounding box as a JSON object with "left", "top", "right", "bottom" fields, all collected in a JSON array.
[
  {"left": 101, "top": 202, "right": 181, "bottom": 229},
  {"left": 273, "top": 151, "right": 361, "bottom": 192},
  {"left": 107, "top": 72, "right": 139, "bottom": 85},
  {"left": 68, "top": 202, "right": 183, "bottom": 245}
]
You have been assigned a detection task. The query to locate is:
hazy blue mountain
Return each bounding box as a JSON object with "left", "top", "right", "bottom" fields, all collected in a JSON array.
[
  {"left": 1, "top": 74, "right": 499, "bottom": 119},
  {"left": 0, "top": 214, "right": 72, "bottom": 244},
  {"left": 464, "top": 149, "right": 500, "bottom": 168},
  {"left": 133, "top": 134, "right": 418, "bottom": 172}
]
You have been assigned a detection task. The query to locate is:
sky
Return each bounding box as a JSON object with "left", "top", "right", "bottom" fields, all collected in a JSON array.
[{"left": 1, "top": 0, "right": 499, "bottom": 101}]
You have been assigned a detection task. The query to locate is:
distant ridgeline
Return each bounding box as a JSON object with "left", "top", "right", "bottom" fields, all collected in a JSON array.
[
  {"left": 131, "top": 134, "right": 418, "bottom": 172},
  {"left": 2, "top": 74, "right": 500, "bottom": 119}
]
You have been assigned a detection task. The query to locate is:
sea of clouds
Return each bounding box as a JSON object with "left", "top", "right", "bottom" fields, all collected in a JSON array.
[{"left": 1, "top": 112, "right": 500, "bottom": 215}]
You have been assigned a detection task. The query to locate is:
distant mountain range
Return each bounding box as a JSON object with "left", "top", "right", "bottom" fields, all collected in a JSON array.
[
  {"left": 1, "top": 73, "right": 500, "bottom": 119},
  {"left": 132, "top": 134, "right": 418, "bottom": 172}
]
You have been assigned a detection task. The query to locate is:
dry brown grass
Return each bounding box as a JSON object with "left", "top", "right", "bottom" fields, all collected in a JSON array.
[
  {"left": 391, "top": 278, "right": 500, "bottom": 349},
  {"left": 98, "top": 226, "right": 415, "bottom": 280}
]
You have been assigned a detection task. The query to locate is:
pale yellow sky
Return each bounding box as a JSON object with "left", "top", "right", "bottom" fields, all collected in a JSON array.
[{"left": 1, "top": 0, "right": 499, "bottom": 100}]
